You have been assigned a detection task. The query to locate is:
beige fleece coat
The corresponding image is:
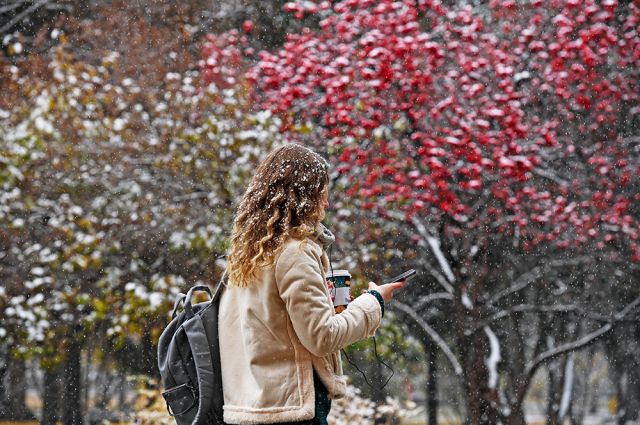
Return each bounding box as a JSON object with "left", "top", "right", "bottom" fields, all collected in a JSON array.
[{"left": 218, "top": 236, "right": 382, "bottom": 424}]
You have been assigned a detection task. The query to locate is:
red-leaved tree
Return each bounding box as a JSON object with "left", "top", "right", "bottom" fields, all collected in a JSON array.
[{"left": 202, "top": 0, "right": 640, "bottom": 423}]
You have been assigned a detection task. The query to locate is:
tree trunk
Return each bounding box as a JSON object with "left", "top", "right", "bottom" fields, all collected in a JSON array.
[
  {"left": 0, "top": 343, "right": 9, "bottom": 418},
  {"left": 41, "top": 365, "right": 61, "bottom": 425},
  {"left": 506, "top": 407, "right": 526, "bottom": 425},
  {"left": 463, "top": 332, "right": 500, "bottom": 425},
  {"left": 504, "top": 314, "right": 529, "bottom": 425},
  {"left": 615, "top": 368, "right": 624, "bottom": 425},
  {"left": 625, "top": 351, "right": 640, "bottom": 422},
  {"left": 575, "top": 349, "right": 596, "bottom": 425},
  {"left": 2, "top": 355, "right": 35, "bottom": 420},
  {"left": 426, "top": 341, "right": 438, "bottom": 425},
  {"left": 620, "top": 323, "right": 640, "bottom": 423},
  {"left": 558, "top": 353, "right": 575, "bottom": 423},
  {"left": 546, "top": 360, "right": 562, "bottom": 425},
  {"left": 62, "top": 340, "right": 83, "bottom": 425}
]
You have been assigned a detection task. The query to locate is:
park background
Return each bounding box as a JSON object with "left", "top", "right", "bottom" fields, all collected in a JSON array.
[{"left": 0, "top": 0, "right": 639, "bottom": 424}]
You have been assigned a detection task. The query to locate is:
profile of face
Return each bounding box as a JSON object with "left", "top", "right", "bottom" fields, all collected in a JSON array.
[{"left": 319, "top": 186, "right": 329, "bottom": 221}]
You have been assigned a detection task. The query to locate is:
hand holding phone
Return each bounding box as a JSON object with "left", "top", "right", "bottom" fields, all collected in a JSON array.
[
  {"left": 385, "top": 269, "right": 416, "bottom": 284},
  {"left": 367, "top": 269, "right": 415, "bottom": 304}
]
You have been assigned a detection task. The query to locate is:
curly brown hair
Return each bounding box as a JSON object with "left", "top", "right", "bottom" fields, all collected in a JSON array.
[{"left": 226, "top": 144, "right": 330, "bottom": 287}]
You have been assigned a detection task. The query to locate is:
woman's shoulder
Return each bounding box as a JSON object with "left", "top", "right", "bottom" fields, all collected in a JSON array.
[
  {"left": 279, "top": 236, "right": 323, "bottom": 258},
  {"left": 274, "top": 237, "right": 325, "bottom": 281}
]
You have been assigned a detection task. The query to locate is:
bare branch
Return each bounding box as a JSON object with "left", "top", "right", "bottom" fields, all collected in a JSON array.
[
  {"left": 414, "top": 292, "right": 454, "bottom": 311},
  {"left": 411, "top": 216, "right": 456, "bottom": 284},
  {"left": 465, "top": 304, "right": 579, "bottom": 336},
  {"left": 374, "top": 210, "right": 455, "bottom": 294},
  {"left": 422, "top": 264, "right": 454, "bottom": 294},
  {"left": 487, "top": 256, "right": 591, "bottom": 305},
  {"left": 0, "top": 2, "right": 25, "bottom": 15},
  {"left": 0, "top": 0, "right": 50, "bottom": 34},
  {"left": 172, "top": 192, "right": 210, "bottom": 202},
  {"left": 615, "top": 295, "right": 640, "bottom": 319},
  {"left": 531, "top": 167, "right": 570, "bottom": 187},
  {"left": 391, "top": 300, "right": 463, "bottom": 376},
  {"left": 525, "top": 323, "right": 612, "bottom": 377},
  {"left": 524, "top": 295, "right": 640, "bottom": 376}
]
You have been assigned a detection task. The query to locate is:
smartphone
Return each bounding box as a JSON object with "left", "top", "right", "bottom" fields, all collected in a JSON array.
[{"left": 386, "top": 269, "right": 416, "bottom": 284}]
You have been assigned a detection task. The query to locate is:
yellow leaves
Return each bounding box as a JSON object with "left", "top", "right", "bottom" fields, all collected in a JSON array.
[
  {"left": 140, "top": 213, "right": 152, "bottom": 224},
  {"left": 206, "top": 119, "right": 219, "bottom": 134},
  {"left": 6, "top": 42, "right": 23, "bottom": 57},
  {"left": 101, "top": 51, "right": 120, "bottom": 68},
  {"left": 393, "top": 117, "right": 408, "bottom": 132},
  {"left": 69, "top": 252, "right": 102, "bottom": 271},
  {"left": 93, "top": 298, "right": 109, "bottom": 321},
  {"left": 78, "top": 217, "right": 93, "bottom": 231},
  {"left": 38, "top": 349, "right": 67, "bottom": 369},
  {"left": 292, "top": 122, "right": 313, "bottom": 134},
  {"left": 1, "top": 16, "right": 284, "bottom": 359}
]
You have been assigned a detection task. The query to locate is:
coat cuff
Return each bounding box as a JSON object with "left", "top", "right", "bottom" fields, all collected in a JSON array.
[{"left": 349, "top": 292, "right": 382, "bottom": 337}]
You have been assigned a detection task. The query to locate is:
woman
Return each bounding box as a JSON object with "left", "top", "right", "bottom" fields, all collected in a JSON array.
[{"left": 219, "top": 144, "right": 405, "bottom": 424}]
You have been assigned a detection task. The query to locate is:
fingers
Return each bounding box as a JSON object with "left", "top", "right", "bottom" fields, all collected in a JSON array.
[
  {"left": 390, "top": 280, "right": 405, "bottom": 289},
  {"left": 365, "top": 281, "right": 404, "bottom": 303},
  {"left": 381, "top": 281, "right": 404, "bottom": 291},
  {"left": 383, "top": 281, "right": 405, "bottom": 302}
]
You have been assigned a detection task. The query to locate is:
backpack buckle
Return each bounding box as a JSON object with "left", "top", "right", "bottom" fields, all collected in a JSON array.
[{"left": 162, "top": 383, "right": 197, "bottom": 417}]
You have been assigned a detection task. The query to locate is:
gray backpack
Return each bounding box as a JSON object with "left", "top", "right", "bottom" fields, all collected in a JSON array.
[{"left": 157, "top": 283, "right": 226, "bottom": 425}]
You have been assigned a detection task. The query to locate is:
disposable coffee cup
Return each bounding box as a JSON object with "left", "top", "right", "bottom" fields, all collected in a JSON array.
[{"left": 326, "top": 269, "right": 351, "bottom": 313}]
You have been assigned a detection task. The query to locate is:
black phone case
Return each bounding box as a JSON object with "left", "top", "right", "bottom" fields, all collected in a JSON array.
[{"left": 386, "top": 269, "right": 416, "bottom": 283}]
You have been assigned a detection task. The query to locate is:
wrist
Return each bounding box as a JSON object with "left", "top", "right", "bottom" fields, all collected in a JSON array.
[{"left": 367, "top": 289, "right": 385, "bottom": 317}]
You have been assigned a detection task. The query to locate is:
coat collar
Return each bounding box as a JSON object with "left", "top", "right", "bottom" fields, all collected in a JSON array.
[{"left": 312, "top": 223, "right": 335, "bottom": 252}]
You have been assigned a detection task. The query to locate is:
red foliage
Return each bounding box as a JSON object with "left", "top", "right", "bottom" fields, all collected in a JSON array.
[
  {"left": 200, "top": 30, "right": 254, "bottom": 90},
  {"left": 203, "top": 0, "right": 640, "bottom": 259}
]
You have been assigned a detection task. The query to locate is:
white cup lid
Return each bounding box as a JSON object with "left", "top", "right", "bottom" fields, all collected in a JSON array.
[{"left": 326, "top": 269, "right": 351, "bottom": 278}]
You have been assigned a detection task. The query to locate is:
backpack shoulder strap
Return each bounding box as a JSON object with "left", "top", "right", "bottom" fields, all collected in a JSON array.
[
  {"left": 212, "top": 267, "right": 227, "bottom": 301},
  {"left": 182, "top": 313, "right": 215, "bottom": 424},
  {"left": 209, "top": 276, "right": 226, "bottom": 423},
  {"left": 212, "top": 278, "right": 225, "bottom": 304}
]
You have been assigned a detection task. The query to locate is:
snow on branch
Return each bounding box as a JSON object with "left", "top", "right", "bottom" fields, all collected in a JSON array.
[
  {"left": 615, "top": 295, "right": 640, "bottom": 319},
  {"left": 391, "top": 300, "right": 463, "bottom": 376},
  {"left": 411, "top": 217, "right": 456, "bottom": 285},
  {"left": 466, "top": 304, "right": 579, "bottom": 336},
  {"left": 414, "top": 292, "right": 454, "bottom": 311},
  {"left": 531, "top": 168, "right": 570, "bottom": 187},
  {"left": 525, "top": 323, "right": 612, "bottom": 376},
  {"left": 484, "top": 326, "right": 501, "bottom": 389},
  {"left": 383, "top": 211, "right": 454, "bottom": 294},
  {"left": 558, "top": 353, "right": 574, "bottom": 419},
  {"left": 172, "top": 192, "right": 210, "bottom": 202},
  {"left": 524, "top": 295, "right": 640, "bottom": 377},
  {"left": 422, "top": 264, "right": 454, "bottom": 294},
  {"left": 0, "top": 2, "right": 23, "bottom": 14},
  {"left": 0, "top": 0, "right": 50, "bottom": 35}
]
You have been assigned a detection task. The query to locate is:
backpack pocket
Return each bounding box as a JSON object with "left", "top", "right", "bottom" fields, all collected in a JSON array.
[{"left": 162, "top": 383, "right": 197, "bottom": 419}]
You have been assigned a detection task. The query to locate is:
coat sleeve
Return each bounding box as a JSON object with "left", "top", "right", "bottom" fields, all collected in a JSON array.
[{"left": 275, "top": 240, "right": 382, "bottom": 357}]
